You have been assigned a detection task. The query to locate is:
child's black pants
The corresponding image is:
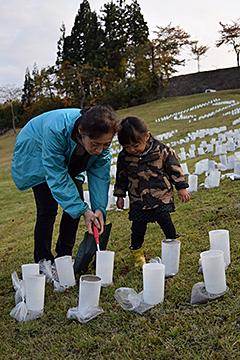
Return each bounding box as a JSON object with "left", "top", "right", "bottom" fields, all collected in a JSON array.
[{"left": 130, "top": 211, "right": 177, "bottom": 250}]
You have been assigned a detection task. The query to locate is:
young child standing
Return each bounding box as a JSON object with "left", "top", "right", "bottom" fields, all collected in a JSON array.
[{"left": 114, "top": 116, "right": 191, "bottom": 267}]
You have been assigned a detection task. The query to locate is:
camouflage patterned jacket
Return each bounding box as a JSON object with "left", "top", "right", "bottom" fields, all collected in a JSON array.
[{"left": 114, "top": 135, "right": 189, "bottom": 211}]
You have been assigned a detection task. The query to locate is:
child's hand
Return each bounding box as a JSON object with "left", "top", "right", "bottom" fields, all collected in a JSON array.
[
  {"left": 178, "top": 188, "right": 191, "bottom": 203},
  {"left": 117, "top": 197, "right": 124, "bottom": 209}
]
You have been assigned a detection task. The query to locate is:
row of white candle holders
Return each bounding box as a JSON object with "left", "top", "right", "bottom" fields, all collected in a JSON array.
[
  {"left": 154, "top": 99, "right": 239, "bottom": 123},
  {"left": 16, "top": 228, "right": 230, "bottom": 320}
]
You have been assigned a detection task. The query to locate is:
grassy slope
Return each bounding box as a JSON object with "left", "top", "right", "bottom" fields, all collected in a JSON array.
[{"left": 0, "top": 90, "right": 240, "bottom": 359}]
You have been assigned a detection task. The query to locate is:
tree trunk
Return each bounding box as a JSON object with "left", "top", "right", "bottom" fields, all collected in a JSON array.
[
  {"left": 151, "top": 46, "right": 163, "bottom": 98},
  {"left": 197, "top": 55, "right": 200, "bottom": 72}
]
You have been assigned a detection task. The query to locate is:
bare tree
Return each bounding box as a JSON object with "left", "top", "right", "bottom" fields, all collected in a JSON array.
[
  {"left": 0, "top": 84, "right": 22, "bottom": 133},
  {"left": 216, "top": 19, "right": 240, "bottom": 67},
  {"left": 190, "top": 41, "right": 209, "bottom": 72}
]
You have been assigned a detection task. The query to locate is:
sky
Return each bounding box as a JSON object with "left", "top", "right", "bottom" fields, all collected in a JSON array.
[{"left": 0, "top": 0, "right": 239, "bottom": 88}]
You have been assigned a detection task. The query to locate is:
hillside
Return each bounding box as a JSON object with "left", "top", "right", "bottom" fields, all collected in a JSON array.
[{"left": 0, "top": 89, "right": 240, "bottom": 359}]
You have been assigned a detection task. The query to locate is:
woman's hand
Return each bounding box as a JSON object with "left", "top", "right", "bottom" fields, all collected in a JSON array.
[
  {"left": 178, "top": 188, "right": 191, "bottom": 203},
  {"left": 83, "top": 209, "right": 104, "bottom": 235},
  {"left": 94, "top": 210, "right": 104, "bottom": 235}
]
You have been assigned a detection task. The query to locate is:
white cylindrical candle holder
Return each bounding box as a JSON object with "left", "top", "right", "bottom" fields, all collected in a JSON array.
[
  {"left": 200, "top": 250, "right": 226, "bottom": 294},
  {"left": 209, "top": 169, "right": 221, "bottom": 188},
  {"left": 96, "top": 251, "right": 115, "bottom": 286},
  {"left": 55, "top": 255, "right": 75, "bottom": 288},
  {"left": 25, "top": 274, "right": 46, "bottom": 311},
  {"left": 227, "top": 155, "right": 235, "bottom": 170},
  {"left": 188, "top": 174, "right": 198, "bottom": 193},
  {"left": 219, "top": 154, "right": 227, "bottom": 166},
  {"left": 21, "top": 263, "right": 39, "bottom": 281},
  {"left": 197, "top": 147, "right": 205, "bottom": 156},
  {"left": 189, "top": 149, "right": 195, "bottom": 158},
  {"left": 78, "top": 275, "right": 102, "bottom": 312},
  {"left": 208, "top": 160, "right": 216, "bottom": 172},
  {"left": 209, "top": 229, "right": 231, "bottom": 266},
  {"left": 179, "top": 152, "right": 186, "bottom": 161},
  {"left": 234, "top": 160, "right": 240, "bottom": 175},
  {"left": 143, "top": 263, "right": 165, "bottom": 305},
  {"left": 161, "top": 239, "right": 181, "bottom": 277},
  {"left": 206, "top": 144, "right": 214, "bottom": 153},
  {"left": 181, "top": 163, "right": 189, "bottom": 176}
]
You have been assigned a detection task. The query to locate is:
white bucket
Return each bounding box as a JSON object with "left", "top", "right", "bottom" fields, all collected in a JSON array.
[
  {"left": 188, "top": 174, "right": 198, "bottom": 193},
  {"left": 200, "top": 250, "right": 226, "bottom": 294},
  {"left": 143, "top": 263, "right": 165, "bottom": 305},
  {"left": 25, "top": 274, "right": 46, "bottom": 311},
  {"left": 161, "top": 239, "right": 181, "bottom": 277},
  {"left": 78, "top": 275, "right": 102, "bottom": 312},
  {"left": 96, "top": 251, "right": 115, "bottom": 286},
  {"left": 55, "top": 255, "right": 75, "bottom": 288},
  {"left": 21, "top": 263, "right": 39, "bottom": 281},
  {"left": 209, "top": 229, "right": 231, "bottom": 266}
]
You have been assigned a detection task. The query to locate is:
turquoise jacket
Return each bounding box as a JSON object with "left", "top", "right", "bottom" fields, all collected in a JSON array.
[{"left": 11, "top": 108, "right": 111, "bottom": 219}]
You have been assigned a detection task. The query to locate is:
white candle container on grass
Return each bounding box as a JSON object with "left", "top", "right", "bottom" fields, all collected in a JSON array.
[
  {"left": 219, "top": 154, "right": 228, "bottom": 166},
  {"left": 227, "top": 155, "right": 235, "bottom": 170},
  {"left": 208, "top": 169, "right": 221, "bottom": 188},
  {"left": 96, "top": 250, "right": 115, "bottom": 286},
  {"left": 188, "top": 149, "right": 195, "bottom": 158},
  {"left": 161, "top": 239, "right": 181, "bottom": 277},
  {"left": 234, "top": 160, "right": 240, "bottom": 175},
  {"left": 21, "top": 263, "right": 39, "bottom": 281},
  {"left": 209, "top": 229, "right": 231, "bottom": 267},
  {"left": 188, "top": 174, "right": 198, "bottom": 194},
  {"left": 55, "top": 255, "right": 75, "bottom": 288},
  {"left": 181, "top": 163, "right": 189, "bottom": 176},
  {"left": 25, "top": 274, "right": 46, "bottom": 311},
  {"left": 200, "top": 250, "right": 226, "bottom": 294},
  {"left": 78, "top": 275, "right": 102, "bottom": 312},
  {"left": 208, "top": 160, "right": 216, "bottom": 172},
  {"left": 143, "top": 263, "right": 165, "bottom": 305},
  {"left": 197, "top": 147, "right": 205, "bottom": 156}
]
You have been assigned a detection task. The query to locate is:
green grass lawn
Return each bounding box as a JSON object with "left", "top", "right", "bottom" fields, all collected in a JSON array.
[{"left": 0, "top": 90, "right": 240, "bottom": 359}]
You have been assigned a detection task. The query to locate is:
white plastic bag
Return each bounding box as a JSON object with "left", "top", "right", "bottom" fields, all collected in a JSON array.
[
  {"left": 10, "top": 271, "right": 44, "bottom": 321},
  {"left": 67, "top": 306, "right": 104, "bottom": 323},
  {"left": 114, "top": 287, "right": 154, "bottom": 315},
  {"left": 39, "top": 259, "right": 66, "bottom": 292}
]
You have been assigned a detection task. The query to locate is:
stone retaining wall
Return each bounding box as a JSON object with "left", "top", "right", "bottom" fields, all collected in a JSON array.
[{"left": 163, "top": 67, "right": 240, "bottom": 97}]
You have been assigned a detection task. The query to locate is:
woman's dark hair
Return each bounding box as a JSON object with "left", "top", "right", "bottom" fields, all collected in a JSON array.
[
  {"left": 77, "top": 105, "right": 119, "bottom": 139},
  {"left": 118, "top": 116, "right": 148, "bottom": 146}
]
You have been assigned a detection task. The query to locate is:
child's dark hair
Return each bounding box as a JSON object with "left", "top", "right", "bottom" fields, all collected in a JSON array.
[
  {"left": 118, "top": 116, "right": 149, "bottom": 146},
  {"left": 77, "top": 105, "right": 119, "bottom": 139}
]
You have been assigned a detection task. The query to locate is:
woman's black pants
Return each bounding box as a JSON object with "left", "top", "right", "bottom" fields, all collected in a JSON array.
[
  {"left": 32, "top": 182, "right": 81, "bottom": 263},
  {"left": 130, "top": 211, "right": 177, "bottom": 250}
]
